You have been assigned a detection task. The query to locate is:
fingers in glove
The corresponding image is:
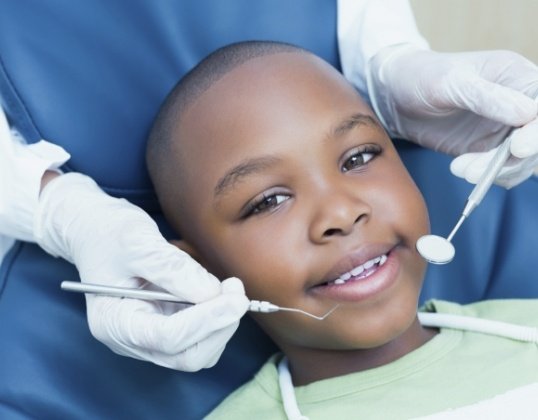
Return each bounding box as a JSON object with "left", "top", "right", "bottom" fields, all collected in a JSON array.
[
  {"left": 136, "top": 286, "right": 248, "bottom": 353},
  {"left": 495, "top": 166, "right": 536, "bottom": 189},
  {"left": 158, "top": 282, "right": 247, "bottom": 370},
  {"left": 89, "top": 294, "right": 241, "bottom": 370},
  {"left": 450, "top": 149, "right": 497, "bottom": 184},
  {"left": 451, "top": 149, "right": 537, "bottom": 188},
  {"left": 220, "top": 276, "right": 246, "bottom": 294},
  {"left": 510, "top": 117, "right": 538, "bottom": 158},
  {"left": 447, "top": 73, "right": 537, "bottom": 127},
  {"left": 92, "top": 281, "right": 248, "bottom": 352},
  {"left": 128, "top": 240, "right": 222, "bottom": 303}
]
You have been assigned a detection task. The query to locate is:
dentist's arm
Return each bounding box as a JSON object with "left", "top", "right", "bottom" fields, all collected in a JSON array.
[
  {"left": 0, "top": 107, "right": 69, "bottom": 241},
  {"left": 338, "top": 0, "right": 538, "bottom": 188},
  {"left": 0, "top": 107, "right": 249, "bottom": 371}
]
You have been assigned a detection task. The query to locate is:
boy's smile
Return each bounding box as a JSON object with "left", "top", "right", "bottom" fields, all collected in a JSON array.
[
  {"left": 311, "top": 243, "right": 399, "bottom": 302},
  {"left": 172, "top": 51, "right": 434, "bottom": 384}
]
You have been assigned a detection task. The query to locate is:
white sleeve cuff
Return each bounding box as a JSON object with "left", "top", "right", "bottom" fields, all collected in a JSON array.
[
  {"left": 337, "top": 0, "right": 429, "bottom": 98},
  {"left": 0, "top": 107, "right": 70, "bottom": 242}
]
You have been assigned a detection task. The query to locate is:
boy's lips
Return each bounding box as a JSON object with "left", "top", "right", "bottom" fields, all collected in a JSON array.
[{"left": 309, "top": 244, "right": 400, "bottom": 302}]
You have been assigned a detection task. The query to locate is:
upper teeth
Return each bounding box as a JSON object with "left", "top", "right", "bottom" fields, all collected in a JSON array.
[{"left": 331, "top": 254, "right": 387, "bottom": 285}]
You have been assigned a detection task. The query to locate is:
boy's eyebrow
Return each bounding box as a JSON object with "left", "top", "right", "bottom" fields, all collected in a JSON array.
[
  {"left": 214, "top": 155, "right": 281, "bottom": 198},
  {"left": 214, "top": 114, "right": 381, "bottom": 199},
  {"left": 331, "top": 113, "right": 383, "bottom": 137}
]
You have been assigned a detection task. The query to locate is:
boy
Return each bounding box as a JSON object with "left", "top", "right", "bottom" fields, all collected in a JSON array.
[{"left": 146, "top": 41, "right": 538, "bottom": 419}]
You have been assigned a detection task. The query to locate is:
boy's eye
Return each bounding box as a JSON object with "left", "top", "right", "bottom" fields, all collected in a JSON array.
[
  {"left": 244, "top": 192, "right": 290, "bottom": 217},
  {"left": 341, "top": 145, "right": 381, "bottom": 173}
]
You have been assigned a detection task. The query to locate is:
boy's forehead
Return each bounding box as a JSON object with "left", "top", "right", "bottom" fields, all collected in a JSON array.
[
  {"left": 175, "top": 51, "right": 375, "bottom": 190},
  {"left": 179, "top": 52, "right": 371, "bottom": 138}
]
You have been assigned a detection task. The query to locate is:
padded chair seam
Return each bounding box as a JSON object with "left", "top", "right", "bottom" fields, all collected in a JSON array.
[
  {"left": 0, "top": 398, "right": 35, "bottom": 419},
  {"left": 0, "top": 54, "right": 42, "bottom": 142},
  {"left": 0, "top": 240, "right": 23, "bottom": 303}
]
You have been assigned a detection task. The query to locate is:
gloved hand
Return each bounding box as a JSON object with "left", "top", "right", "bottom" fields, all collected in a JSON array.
[
  {"left": 367, "top": 44, "right": 538, "bottom": 187},
  {"left": 34, "top": 173, "right": 249, "bottom": 371},
  {"left": 450, "top": 135, "right": 538, "bottom": 188}
]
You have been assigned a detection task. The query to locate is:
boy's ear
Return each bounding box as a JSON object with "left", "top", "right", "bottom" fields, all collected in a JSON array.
[{"left": 169, "top": 239, "right": 204, "bottom": 264}]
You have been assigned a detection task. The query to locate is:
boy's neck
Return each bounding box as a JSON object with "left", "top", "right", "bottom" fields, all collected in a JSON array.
[{"left": 282, "top": 316, "right": 438, "bottom": 386}]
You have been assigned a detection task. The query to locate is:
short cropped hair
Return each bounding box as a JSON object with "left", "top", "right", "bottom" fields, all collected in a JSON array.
[{"left": 146, "top": 41, "right": 308, "bottom": 230}]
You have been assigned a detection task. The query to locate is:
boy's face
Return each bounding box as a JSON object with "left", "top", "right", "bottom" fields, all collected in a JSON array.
[{"left": 175, "top": 53, "right": 430, "bottom": 353}]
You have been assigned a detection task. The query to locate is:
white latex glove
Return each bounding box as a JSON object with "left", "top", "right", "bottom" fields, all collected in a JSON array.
[
  {"left": 34, "top": 173, "right": 249, "bottom": 371},
  {"left": 449, "top": 137, "right": 538, "bottom": 188},
  {"left": 367, "top": 44, "right": 538, "bottom": 187}
]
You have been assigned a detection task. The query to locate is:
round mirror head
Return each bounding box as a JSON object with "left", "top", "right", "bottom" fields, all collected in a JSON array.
[{"left": 416, "top": 234, "right": 455, "bottom": 265}]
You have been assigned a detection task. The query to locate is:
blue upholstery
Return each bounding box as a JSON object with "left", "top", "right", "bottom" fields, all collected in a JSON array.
[
  {"left": 0, "top": 0, "right": 339, "bottom": 210},
  {"left": 1, "top": 1, "right": 537, "bottom": 418}
]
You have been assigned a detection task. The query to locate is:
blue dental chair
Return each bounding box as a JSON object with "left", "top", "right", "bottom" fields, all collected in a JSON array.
[{"left": 1, "top": 1, "right": 537, "bottom": 418}]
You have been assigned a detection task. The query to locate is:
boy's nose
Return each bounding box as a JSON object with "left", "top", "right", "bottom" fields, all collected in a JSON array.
[{"left": 308, "top": 184, "right": 370, "bottom": 243}]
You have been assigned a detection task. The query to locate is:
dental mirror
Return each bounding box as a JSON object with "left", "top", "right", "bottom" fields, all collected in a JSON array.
[
  {"left": 416, "top": 234, "right": 456, "bottom": 265},
  {"left": 417, "top": 131, "right": 515, "bottom": 266}
]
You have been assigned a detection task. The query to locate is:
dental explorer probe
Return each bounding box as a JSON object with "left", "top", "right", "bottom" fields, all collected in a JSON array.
[
  {"left": 416, "top": 134, "right": 513, "bottom": 264},
  {"left": 61, "top": 281, "right": 339, "bottom": 321}
]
